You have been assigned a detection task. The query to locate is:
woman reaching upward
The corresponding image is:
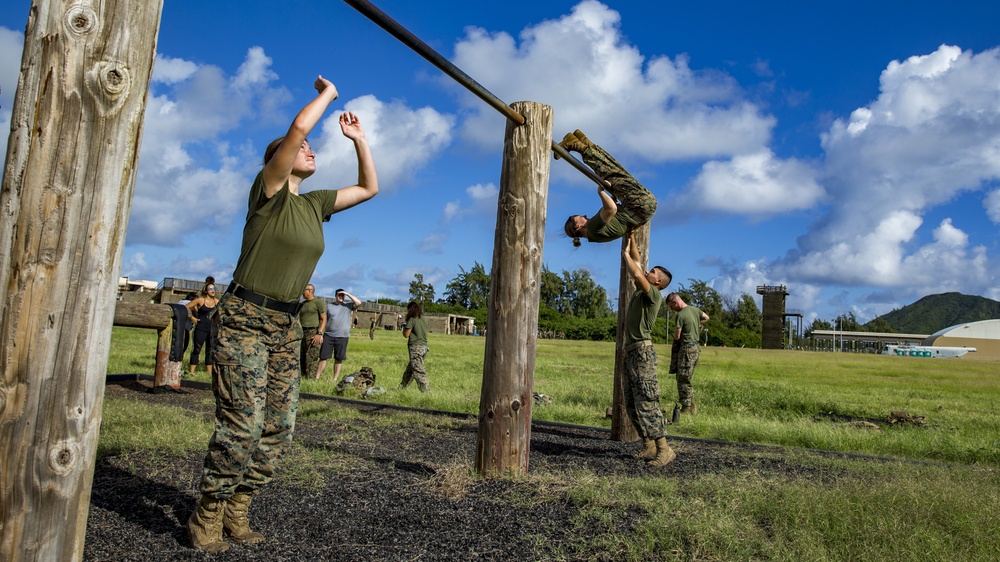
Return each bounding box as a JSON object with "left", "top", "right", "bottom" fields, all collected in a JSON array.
[{"left": 560, "top": 130, "right": 657, "bottom": 246}]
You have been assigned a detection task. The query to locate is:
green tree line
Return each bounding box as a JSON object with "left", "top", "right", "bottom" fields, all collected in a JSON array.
[{"left": 401, "top": 265, "right": 765, "bottom": 346}]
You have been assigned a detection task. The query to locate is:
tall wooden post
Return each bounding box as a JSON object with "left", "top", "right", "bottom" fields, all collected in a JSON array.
[
  {"left": 610, "top": 223, "right": 651, "bottom": 442},
  {"left": 476, "top": 101, "right": 552, "bottom": 476},
  {"left": 0, "top": 2, "right": 163, "bottom": 560}
]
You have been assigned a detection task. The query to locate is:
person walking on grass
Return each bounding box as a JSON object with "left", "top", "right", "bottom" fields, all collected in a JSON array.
[
  {"left": 621, "top": 231, "right": 676, "bottom": 467},
  {"left": 399, "top": 301, "right": 430, "bottom": 392},
  {"left": 559, "top": 130, "right": 657, "bottom": 246},
  {"left": 187, "top": 75, "right": 378, "bottom": 553},
  {"left": 298, "top": 284, "right": 327, "bottom": 380},
  {"left": 317, "top": 288, "right": 360, "bottom": 382},
  {"left": 667, "top": 292, "right": 709, "bottom": 414}
]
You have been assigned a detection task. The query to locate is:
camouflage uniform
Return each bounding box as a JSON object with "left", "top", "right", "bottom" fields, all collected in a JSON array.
[
  {"left": 583, "top": 143, "right": 657, "bottom": 226},
  {"left": 400, "top": 345, "right": 429, "bottom": 392},
  {"left": 623, "top": 342, "right": 667, "bottom": 440},
  {"left": 300, "top": 338, "right": 321, "bottom": 380},
  {"left": 199, "top": 292, "right": 303, "bottom": 499},
  {"left": 675, "top": 343, "right": 700, "bottom": 408}
]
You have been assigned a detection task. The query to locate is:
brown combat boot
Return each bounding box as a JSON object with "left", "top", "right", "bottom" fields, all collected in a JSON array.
[
  {"left": 680, "top": 399, "right": 697, "bottom": 415},
  {"left": 647, "top": 437, "right": 676, "bottom": 467},
  {"left": 634, "top": 438, "right": 657, "bottom": 459},
  {"left": 187, "top": 495, "right": 230, "bottom": 553},
  {"left": 632, "top": 439, "right": 656, "bottom": 459},
  {"left": 572, "top": 129, "right": 594, "bottom": 148},
  {"left": 224, "top": 492, "right": 265, "bottom": 544},
  {"left": 555, "top": 131, "right": 590, "bottom": 158}
]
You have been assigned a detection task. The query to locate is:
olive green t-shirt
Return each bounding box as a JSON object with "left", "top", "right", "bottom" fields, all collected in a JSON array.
[
  {"left": 675, "top": 305, "right": 703, "bottom": 345},
  {"left": 585, "top": 208, "right": 639, "bottom": 243},
  {"left": 625, "top": 285, "right": 663, "bottom": 344},
  {"left": 298, "top": 297, "right": 326, "bottom": 330},
  {"left": 231, "top": 172, "right": 338, "bottom": 302},
  {"left": 405, "top": 316, "right": 429, "bottom": 347}
]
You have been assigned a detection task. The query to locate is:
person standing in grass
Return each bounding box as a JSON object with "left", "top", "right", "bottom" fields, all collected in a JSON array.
[
  {"left": 298, "top": 284, "right": 327, "bottom": 379},
  {"left": 621, "top": 231, "right": 675, "bottom": 467},
  {"left": 399, "top": 301, "right": 430, "bottom": 392},
  {"left": 185, "top": 282, "right": 219, "bottom": 376},
  {"left": 317, "top": 288, "right": 360, "bottom": 382},
  {"left": 187, "top": 75, "right": 378, "bottom": 553},
  {"left": 667, "top": 292, "right": 709, "bottom": 414}
]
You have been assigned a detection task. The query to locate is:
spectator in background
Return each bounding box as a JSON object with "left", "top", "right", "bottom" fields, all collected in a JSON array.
[
  {"left": 317, "top": 289, "right": 360, "bottom": 382},
  {"left": 177, "top": 291, "right": 198, "bottom": 359},
  {"left": 399, "top": 301, "right": 430, "bottom": 392},
  {"left": 185, "top": 283, "right": 219, "bottom": 376},
  {"left": 297, "top": 284, "right": 326, "bottom": 380},
  {"left": 667, "top": 292, "right": 709, "bottom": 415}
]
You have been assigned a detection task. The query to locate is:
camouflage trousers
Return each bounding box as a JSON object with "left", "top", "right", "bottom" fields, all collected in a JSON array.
[
  {"left": 623, "top": 343, "right": 667, "bottom": 440},
  {"left": 300, "top": 332, "right": 321, "bottom": 379},
  {"left": 583, "top": 143, "right": 657, "bottom": 225},
  {"left": 200, "top": 292, "right": 303, "bottom": 499},
  {"left": 400, "top": 344, "right": 429, "bottom": 392},
  {"left": 674, "top": 343, "right": 700, "bottom": 407}
]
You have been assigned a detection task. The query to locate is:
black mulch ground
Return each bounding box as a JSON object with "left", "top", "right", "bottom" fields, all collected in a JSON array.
[{"left": 85, "top": 379, "right": 832, "bottom": 562}]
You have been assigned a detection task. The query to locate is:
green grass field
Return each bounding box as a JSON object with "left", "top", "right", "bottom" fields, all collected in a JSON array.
[
  {"left": 104, "top": 327, "right": 1000, "bottom": 560},
  {"left": 108, "top": 326, "right": 1000, "bottom": 466}
]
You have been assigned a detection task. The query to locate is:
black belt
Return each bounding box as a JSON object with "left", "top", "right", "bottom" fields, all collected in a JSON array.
[{"left": 226, "top": 282, "right": 302, "bottom": 315}]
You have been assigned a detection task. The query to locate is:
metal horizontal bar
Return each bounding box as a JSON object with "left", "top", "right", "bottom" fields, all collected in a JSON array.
[
  {"left": 343, "top": 0, "right": 610, "bottom": 188},
  {"left": 343, "top": 0, "right": 523, "bottom": 125}
]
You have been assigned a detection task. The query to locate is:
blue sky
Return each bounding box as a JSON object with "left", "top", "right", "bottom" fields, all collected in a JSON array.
[{"left": 2, "top": 0, "right": 999, "bottom": 323}]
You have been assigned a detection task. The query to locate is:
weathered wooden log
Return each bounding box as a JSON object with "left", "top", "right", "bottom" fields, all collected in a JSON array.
[
  {"left": 476, "top": 101, "right": 551, "bottom": 476},
  {"left": 0, "top": 2, "right": 163, "bottom": 560},
  {"left": 111, "top": 302, "right": 180, "bottom": 388},
  {"left": 610, "top": 223, "right": 651, "bottom": 442},
  {"left": 113, "top": 301, "right": 173, "bottom": 329}
]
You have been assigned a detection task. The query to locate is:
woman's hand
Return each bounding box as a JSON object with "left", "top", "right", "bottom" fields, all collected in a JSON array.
[
  {"left": 314, "top": 75, "right": 338, "bottom": 99},
  {"left": 339, "top": 111, "right": 366, "bottom": 141}
]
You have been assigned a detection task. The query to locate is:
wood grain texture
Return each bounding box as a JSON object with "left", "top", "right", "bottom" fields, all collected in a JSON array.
[{"left": 0, "top": 2, "right": 164, "bottom": 560}]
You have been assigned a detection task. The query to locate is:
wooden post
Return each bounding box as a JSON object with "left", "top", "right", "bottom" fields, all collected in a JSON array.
[
  {"left": 0, "top": 2, "right": 163, "bottom": 560},
  {"left": 153, "top": 319, "right": 182, "bottom": 389},
  {"left": 610, "top": 223, "right": 651, "bottom": 442},
  {"left": 475, "top": 101, "right": 552, "bottom": 476}
]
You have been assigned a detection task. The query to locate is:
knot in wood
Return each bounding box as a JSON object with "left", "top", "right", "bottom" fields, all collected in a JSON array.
[
  {"left": 48, "top": 440, "right": 79, "bottom": 475},
  {"left": 99, "top": 62, "right": 129, "bottom": 95},
  {"left": 511, "top": 399, "right": 520, "bottom": 412},
  {"left": 87, "top": 60, "right": 131, "bottom": 115},
  {"left": 65, "top": 5, "right": 97, "bottom": 35}
]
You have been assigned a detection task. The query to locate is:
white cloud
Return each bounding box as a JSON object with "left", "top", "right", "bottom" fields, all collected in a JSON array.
[
  {"left": 152, "top": 54, "right": 198, "bottom": 84},
  {"left": 985, "top": 189, "right": 1000, "bottom": 223},
  {"left": 678, "top": 150, "right": 824, "bottom": 216},
  {"left": 777, "top": 44, "right": 1000, "bottom": 295},
  {"left": 449, "top": 0, "right": 774, "bottom": 162},
  {"left": 416, "top": 232, "right": 447, "bottom": 254},
  {"left": 309, "top": 95, "right": 454, "bottom": 193},
  {"left": 128, "top": 48, "right": 294, "bottom": 246},
  {"left": 442, "top": 182, "right": 499, "bottom": 223}
]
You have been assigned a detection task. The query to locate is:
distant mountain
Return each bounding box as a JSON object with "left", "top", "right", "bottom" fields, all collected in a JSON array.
[{"left": 869, "top": 292, "right": 1000, "bottom": 334}]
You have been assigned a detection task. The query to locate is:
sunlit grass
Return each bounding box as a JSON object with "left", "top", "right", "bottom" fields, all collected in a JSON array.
[
  {"left": 99, "top": 339, "right": 1000, "bottom": 561},
  {"left": 109, "top": 327, "right": 1000, "bottom": 465}
]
